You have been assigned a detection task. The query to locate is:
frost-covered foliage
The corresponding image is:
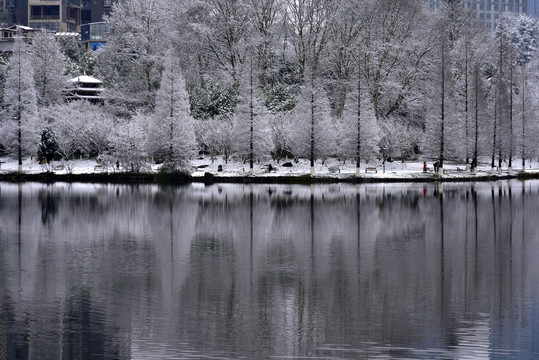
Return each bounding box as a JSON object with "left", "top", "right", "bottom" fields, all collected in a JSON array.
[
  {"left": 147, "top": 51, "right": 197, "bottom": 170},
  {"left": 188, "top": 83, "right": 237, "bottom": 120},
  {"left": 499, "top": 14, "right": 538, "bottom": 66},
  {"left": 98, "top": 0, "right": 168, "bottom": 110},
  {"left": 196, "top": 116, "right": 235, "bottom": 163},
  {"left": 0, "top": 36, "right": 40, "bottom": 161},
  {"left": 109, "top": 114, "right": 149, "bottom": 172},
  {"left": 289, "top": 80, "right": 336, "bottom": 169},
  {"left": 0, "top": 53, "right": 9, "bottom": 108},
  {"left": 338, "top": 87, "right": 380, "bottom": 164},
  {"left": 231, "top": 67, "right": 273, "bottom": 166},
  {"left": 44, "top": 103, "right": 85, "bottom": 161},
  {"left": 30, "top": 30, "right": 70, "bottom": 107}
]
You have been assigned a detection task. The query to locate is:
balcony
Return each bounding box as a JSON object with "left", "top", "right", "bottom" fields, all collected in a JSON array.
[
  {"left": 68, "top": 0, "right": 81, "bottom": 7},
  {"left": 7, "top": 0, "right": 15, "bottom": 8},
  {"left": 30, "top": 14, "right": 60, "bottom": 20},
  {"left": 104, "top": 0, "right": 112, "bottom": 7}
]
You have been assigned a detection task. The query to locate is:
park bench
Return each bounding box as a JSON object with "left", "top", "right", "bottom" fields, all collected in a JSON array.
[
  {"left": 53, "top": 164, "right": 64, "bottom": 171},
  {"left": 94, "top": 164, "right": 105, "bottom": 171},
  {"left": 365, "top": 167, "right": 377, "bottom": 173}
]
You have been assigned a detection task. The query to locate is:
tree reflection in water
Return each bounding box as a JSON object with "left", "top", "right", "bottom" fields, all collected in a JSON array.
[{"left": 0, "top": 181, "right": 538, "bottom": 359}]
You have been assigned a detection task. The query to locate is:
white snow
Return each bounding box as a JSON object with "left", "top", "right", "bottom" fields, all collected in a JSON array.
[{"left": 2, "top": 156, "right": 538, "bottom": 181}]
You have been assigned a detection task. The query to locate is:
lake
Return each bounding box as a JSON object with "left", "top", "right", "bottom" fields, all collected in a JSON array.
[{"left": 0, "top": 181, "right": 538, "bottom": 359}]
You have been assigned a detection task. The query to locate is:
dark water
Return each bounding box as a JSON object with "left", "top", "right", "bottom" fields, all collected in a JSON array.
[{"left": 0, "top": 181, "right": 538, "bottom": 359}]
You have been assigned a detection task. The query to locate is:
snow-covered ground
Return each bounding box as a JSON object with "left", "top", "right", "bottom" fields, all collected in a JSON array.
[{"left": 1, "top": 156, "right": 539, "bottom": 181}]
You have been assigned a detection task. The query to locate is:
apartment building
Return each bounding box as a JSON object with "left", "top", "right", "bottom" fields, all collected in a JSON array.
[
  {"left": 28, "top": 0, "right": 81, "bottom": 32},
  {"left": 1, "top": 0, "right": 115, "bottom": 31}
]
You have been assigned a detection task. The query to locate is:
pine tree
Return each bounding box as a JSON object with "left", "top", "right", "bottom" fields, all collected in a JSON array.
[{"left": 0, "top": 35, "right": 39, "bottom": 172}]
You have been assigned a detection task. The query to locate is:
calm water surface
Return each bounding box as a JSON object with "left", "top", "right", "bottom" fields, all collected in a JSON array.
[{"left": 0, "top": 180, "right": 538, "bottom": 359}]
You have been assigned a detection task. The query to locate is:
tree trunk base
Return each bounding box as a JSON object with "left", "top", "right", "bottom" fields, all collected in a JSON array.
[
  {"left": 356, "top": 167, "right": 360, "bottom": 177},
  {"left": 310, "top": 166, "right": 315, "bottom": 175},
  {"left": 18, "top": 164, "right": 22, "bottom": 173},
  {"left": 498, "top": 167, "right": 502, "bottom": 174},
  {"left": 507, "top": 167, "right": 512, "bottom": 175}
]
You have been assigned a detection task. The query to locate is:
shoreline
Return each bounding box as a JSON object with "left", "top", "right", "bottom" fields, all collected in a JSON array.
[{"left": 0, "top": 170, "right": 537, "bottom": 185}]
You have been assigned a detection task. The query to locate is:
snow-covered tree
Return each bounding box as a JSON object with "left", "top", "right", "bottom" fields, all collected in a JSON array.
[
  {"left": 231, "top": 55, "right": 273, "bottom": 172},
  {"left": 0, "top": 35, "right": 40, "bottom": 172},
  {"left": 339, "top": 77, "right": 379, "bottom": 175},
  {"left": 196, "top": 116, "right": 235, "bottom": 163},
  {"left": 0, "top": 53, "right": 9, "bottom": 108},
  {"left": 43, "top": 103, "right": 86, "bottom": 170},
  {"left": 98, "top": 0, "right": 168, "bottom": 110},
  {"left": 147, "top": 50, "right": 196, "bottom": 171},
  {"left": 290, "top": 78, "right": 335, "bottom": 173},
  {"left": 357, "top": 0, "right": 434, "bottom": 121},
  {"left": 269, "top": 111, "right": 293, "bottom": 163},
  {"left": 109, "top": 114, "right": 149, "bottom": 172},
  {"left": 30, "top": 30, "right": 69, "bottom": 107},
  {"left": 286, "top": 0, "right": 335, "bottom": 83},
  {"left": 195, "top": 0, "right": 251, "bottom": 84},
  {"left": 421, "top": 15, "right": 462, "bottom": 173}
]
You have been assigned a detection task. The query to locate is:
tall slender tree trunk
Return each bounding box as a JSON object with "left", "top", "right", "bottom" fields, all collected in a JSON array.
[
  {"left": 473, "top": 66, "right": 479, "bottom": 175},
  {"left": 310, "top": 89, "right": 315, "bottom": 175},
  {"left": 521, "top": 75, "right": 526, "bottom": 172},
  {"left": 439, "top": 39, "right": 446, "bottom": 175},
  {"left": 356, "top": 56, "right": 361, "bottom": 177},
  {"left": 465, "top": 40, "right": 469, "bottom": 170},
  {"left": 508, "top": 49, "right": 513, "bottom": 173},
  {"left": 17, "top": 41, "right": 22, "bottom": 173},
  {"left": 249, "top": 52, "right": 254, "bottom": 174},
  {"left": 491, "top": 94, "right": 497, "bottom": 173}
]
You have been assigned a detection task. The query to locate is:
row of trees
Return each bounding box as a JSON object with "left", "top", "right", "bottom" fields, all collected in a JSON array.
[{"left": 0, "top": 0, "right": 538, "bottom": 174}]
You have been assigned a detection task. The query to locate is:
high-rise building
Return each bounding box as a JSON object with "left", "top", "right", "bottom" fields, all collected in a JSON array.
[
  {"left": 81, "top": 0, "right": 113, "bottom": 24},
  {"left": 424, "top": 0, "right": 532, "bottom": 30},
  {"left": 530, "top": 0, "right": 539, "bottom": 17},
  {"left": 2, "top": 0, "right": 29, "bottom": 26}
]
